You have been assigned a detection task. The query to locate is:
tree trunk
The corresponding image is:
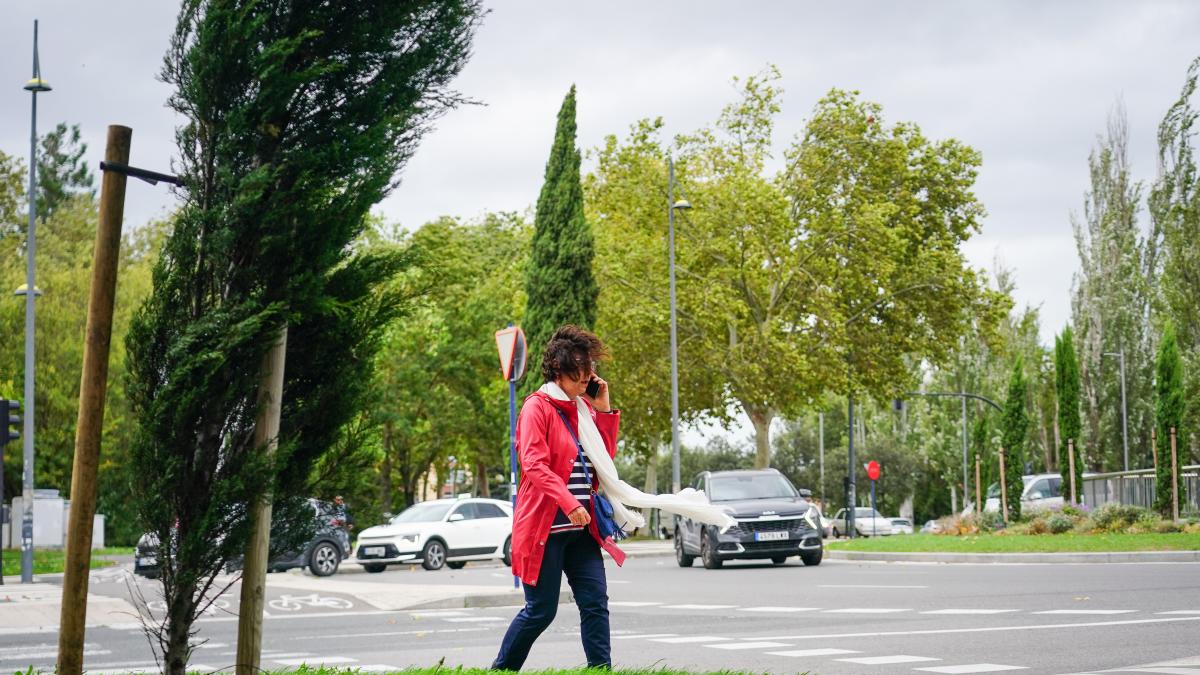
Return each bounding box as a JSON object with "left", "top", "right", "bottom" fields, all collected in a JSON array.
[
  {"left": 746, "top": 406, "right": 775, "bottom": 469},
  {"left": 477, "top": 460, "right": 491, "bottom": 497},
  {"left": 1052, "top": 399, "right": 1061, "bottom": 471},
  {"left": 164, "top": 590, "right": 197, "bottom": 675},
  {"left": 379, "top": 422, "right": 394, "bottom": 514}
]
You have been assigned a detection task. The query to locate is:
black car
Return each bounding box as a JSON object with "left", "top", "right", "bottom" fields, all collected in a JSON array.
[
  {"left": 134, "top": 498, "right": 352, "bottom": 579},
  {"left": 674, "top": 469, "right": 823, "bottom": 569}
]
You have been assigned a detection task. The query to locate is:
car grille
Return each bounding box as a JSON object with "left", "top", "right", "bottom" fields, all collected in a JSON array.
[
  {"left": 356, "top": 543, "right": 401, "bottom": 560},
  {"left": 729, "top": 518, "right": 802, "bottom": 536},
  {"left": 739, "top": 540, "right": 802, "bottom": 553}
]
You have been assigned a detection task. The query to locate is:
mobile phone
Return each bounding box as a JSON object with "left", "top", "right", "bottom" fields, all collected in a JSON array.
[{"left": 585, "top": 377, "right": 601, "bottom": 398}]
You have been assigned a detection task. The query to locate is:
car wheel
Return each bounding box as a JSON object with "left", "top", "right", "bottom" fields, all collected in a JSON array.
[
  {"left": 421, "top": 539, "right": 446, "bottom": 571},
  {"left": 502, "top": 536, "right": 512, "bottom": 567},
  {"left": 771, "top": 556, "right": 787, "bottom": 565},
  {"left": 675, "top": 529, "right": 695, "bottom": 568},
  {"left": 363, "top": 563, "right": 386, "bottom": 574},
  {"left": 308, "top": 542, "right": 340, "bottom": 577},
  {"left": 832, "top": 527, "right": 840, "bottom": 538},
  {"left": 447, "top": 561, "right": 466, "bottom": 570},
  {"left": 800, "top": 547, "right": 823, "bottom": 567},
  {"left": 700, "top": 532, "right": 723, "bottom": 569}
]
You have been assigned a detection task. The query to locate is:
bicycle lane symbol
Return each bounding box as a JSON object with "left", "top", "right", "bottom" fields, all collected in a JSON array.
[{"left": 267, "top": 593, "right": 354, "bottom": 612}]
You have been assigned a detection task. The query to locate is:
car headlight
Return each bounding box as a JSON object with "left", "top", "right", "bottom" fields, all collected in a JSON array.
[
  {"left": 396, "top": 533, "right": 420, "bottom": 544},
  {"left": 803, "top": 510, "right": 819, "bottom": 530}
]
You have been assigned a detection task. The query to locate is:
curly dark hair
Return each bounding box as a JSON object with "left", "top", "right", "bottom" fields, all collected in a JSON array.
[{"left": 541, "top": 325, "right": 609, "bottom": 383}]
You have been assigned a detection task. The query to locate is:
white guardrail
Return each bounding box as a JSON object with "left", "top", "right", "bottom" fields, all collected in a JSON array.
[{"left": 1081, "top": 465, "right": 1198, "bottom": 517}]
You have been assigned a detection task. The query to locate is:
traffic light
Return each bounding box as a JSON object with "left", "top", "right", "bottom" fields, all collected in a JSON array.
[{"left": 2, "top": 399, "right": 19, "bottom": 446}]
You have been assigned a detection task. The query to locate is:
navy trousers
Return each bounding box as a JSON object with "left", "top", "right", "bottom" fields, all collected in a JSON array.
[{"left": 492, "top": 529, "right": 611, "bottom": 670}]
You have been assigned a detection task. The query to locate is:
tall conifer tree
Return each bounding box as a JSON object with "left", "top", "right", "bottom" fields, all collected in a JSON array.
[
  {"left": 1056, "top": 327, "right": 1083, "bottom": 500},
  {"left": 523, "top": 86, "right": 598, "bottom": 388},
  {"left": 1001, "top": 357, "right": 1029, "bottom": 521},
  {"left": 1154, "top": 322, "right": 1185, "bottom": 516}
]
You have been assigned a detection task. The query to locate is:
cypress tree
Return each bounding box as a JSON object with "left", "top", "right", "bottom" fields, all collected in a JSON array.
[
  {"left": 1001, "top": 356, "right": 1029, "bottom": 521},
  {"left": 1056, "top": 327, "right": 1083, "bottom": 501},
  {"left": 523, "top": 86, "right": 598, "bottom": 387},
  {"left": 126, "top": 3, "right": 482, "bottom": 670},
  {"left": 1155, "top": 322, "right": 1185, "bottom": 516}
]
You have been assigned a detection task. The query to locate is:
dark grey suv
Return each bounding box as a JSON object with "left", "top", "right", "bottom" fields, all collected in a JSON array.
[{"left": 674, "top": 469, "right": 823, "bottom": 569}]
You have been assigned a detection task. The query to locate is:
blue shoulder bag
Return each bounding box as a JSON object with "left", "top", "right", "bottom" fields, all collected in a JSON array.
[{"left": 554, "top": 408, "right": 626, "bottom": 542}]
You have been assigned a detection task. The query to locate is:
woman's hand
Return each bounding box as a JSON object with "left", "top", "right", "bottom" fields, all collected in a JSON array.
[
  {"left": 584, "top": 375, "right": 611, "bottom": 413},
  {"left": 568, "top": 506, "right": 592, "bottom": 527}
]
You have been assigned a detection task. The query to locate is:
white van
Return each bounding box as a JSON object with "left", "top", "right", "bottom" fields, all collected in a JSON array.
[{"left": 963, "top": 473, "right": 1065, "bottom": 515}]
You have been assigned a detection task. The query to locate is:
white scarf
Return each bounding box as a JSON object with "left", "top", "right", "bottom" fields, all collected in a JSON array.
[{"left": 540, "top": 382, "right": 736, "bottom": 534}]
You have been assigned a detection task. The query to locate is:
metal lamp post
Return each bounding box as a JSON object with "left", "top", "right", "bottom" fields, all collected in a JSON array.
[
  {"left": 668, "top": 157, "right": 691, "bottom": 494},
  {"left": 1102, "top": 350, "right": 1129, "bottom": 472},
  {"left": 20, "top": 20, "right": 51, "bottom": 584}
]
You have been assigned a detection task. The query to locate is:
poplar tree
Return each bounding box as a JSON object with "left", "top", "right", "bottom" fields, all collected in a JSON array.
[
  {"left": 126, "top": 2, "right": 482, "bottom": 671},
  {"left": 1000, "top": 357, "right": 1028, "bottom": 521},
  {"left": 523, "top": 86, "right": 598, "bottom": 386},
  {"left": 1055, "top": 327, "right": 1084, "bottom": 500},
  {"left": 1154, "top": 322, "right": 1185, "bottom": 516}
]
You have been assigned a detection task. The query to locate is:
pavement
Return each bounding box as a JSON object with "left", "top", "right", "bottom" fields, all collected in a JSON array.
[{"left": 3, "top": 552, "right": 1200, "bottom": 673}]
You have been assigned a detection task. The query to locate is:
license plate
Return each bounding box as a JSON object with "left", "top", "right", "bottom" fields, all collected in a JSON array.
[
  {"left": 755, "top": 531, "right": 789, "bottom": 542},
  {"left": 363, "top": 546, "right": 385, "bottom": 556}
]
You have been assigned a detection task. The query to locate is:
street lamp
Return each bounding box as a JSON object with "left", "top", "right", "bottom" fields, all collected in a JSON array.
[
  {"left": 668, "top": 156, "right": 691, "bottom": 494},
  {"left": 1102, "top": 350, "right": 1129, "bottom": 472},
  {"left": 905, "top": 391, "right": 1002, "bottom": 514},
  {"left": 19, "top": 19, "right": 50, "bottom": 584}
]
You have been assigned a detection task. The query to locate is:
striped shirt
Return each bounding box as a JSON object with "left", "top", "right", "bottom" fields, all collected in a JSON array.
[{"left": 550, "top": 452, "right": 595, "bottom": 533}]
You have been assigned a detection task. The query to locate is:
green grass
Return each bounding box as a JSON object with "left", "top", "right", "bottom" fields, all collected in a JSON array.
[
  {"left": 826, "top": 531, "right": 1200, "bottom": 553},
  {"left": 1, "top": 548, "right": 121, "bottom": 576}
]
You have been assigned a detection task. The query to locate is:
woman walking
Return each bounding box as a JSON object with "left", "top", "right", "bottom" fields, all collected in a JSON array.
[{"left": 492, "top": 325, "right": 619, "bottom": 670}]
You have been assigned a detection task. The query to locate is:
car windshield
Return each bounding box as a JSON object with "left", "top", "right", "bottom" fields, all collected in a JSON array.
[
  {"left": 709, "top": 474, "right": 798, "bottom": 502},
  {"left": 392, "top": 502, "right": 453, "bottom": 523},
  {"left": 855, "top": 508, "right": 882, "bottom": 518}
]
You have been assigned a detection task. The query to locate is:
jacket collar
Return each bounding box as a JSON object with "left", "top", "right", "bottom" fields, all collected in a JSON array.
[{"left": 528, "top": 390, "right": 590, "bottom": 418}]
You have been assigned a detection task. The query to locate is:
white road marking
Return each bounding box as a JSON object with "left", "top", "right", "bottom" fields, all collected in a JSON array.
[
  {"left": 299, "top": 627, "right": 491, "bottom": 639},
  {"left": 274, "top": 656, "right": 357, "bottom": 666},
  {"left": 1033, "top": 610, "right": 1138, "bottom": 615},
  {"left": 259, "top": 652, "right": 315, "bottom": 659},
  {"left": 443, "top": 616, "right": 507, "bottom": 622},
  {"left": 354, "top": 667, "right": 401, "bottom": 673},
  {"left": 193, "top": 641, "right": 228, "bottom": 649},
  {"left": 754, "top": 615, "right": 1200, "bottom": 641},
  {"left": 824, "top": 607, "right": 912, "bottom": 614},
  {"left": 915, "top": 665, "right": 1028, "bottom": 673},
  {"left": 612, "top": 633, "right": 678, "bottom": 640},
  {"left": 1158, "top": 610, "right": 1200, "bottom": 615},
  {"left": 409, "top": 610, "right": 468, "bottom": 618},
  {"left": 767, "top": 648, "right": 862, "bottom": 657},
  {"left": 838, "top": 654, "right": 941, "bottom": 664},
  {"left": 651, "top": 636, "right": 732, "bottom": 644},
  {"left": 820, "top": 584, "right": 928, "bottom": 589},
  {"left": 0, "top": 646, "right": 110, "bottom": 661},
  {"left": 661, "top": 604, "right": 737, "bottom": 610},
  {"left": 706, "top": 641, "right": 792, "bottom": 650},
  {"left": 739, "top": 606, "right": 821, "bottom": 613},
  {"left": 1118, "top": 669, "right": 1200, "bottom": 674},
  {"left": 922, "top": 609, "right": 1021, "bottom": 615},
  {"left": 86, "top": 667, "right": 215, "bottom": 675},
  {"left": 609, "top": 601, "right": 663, "bottom": 607}
]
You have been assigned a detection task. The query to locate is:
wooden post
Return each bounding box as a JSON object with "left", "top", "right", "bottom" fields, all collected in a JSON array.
[
  {"left": 998, "top": 447, "right": 1009, "bottom": 525},
  {"left": 974, "top": 454, "right": 982, "bottom": 518},
  {"left": 1151, "top": 427, "right": 1158, "bottom": 471},
  {"left": 1068, "top": 439, "right": 1077, "bottom": 505},
  {"left": 1170, "top": 427, "right": 1180, "bottom": 522},
  {"left": 235, "top": 328, "right": 288, "bottom": 674},
  {"left": 57, "top": 126, "right": 132, "bottom": 675}
]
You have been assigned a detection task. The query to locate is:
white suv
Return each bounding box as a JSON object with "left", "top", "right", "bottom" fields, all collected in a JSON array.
[{"left": 352, "top": 497, "right": 513, "bottom": 572}]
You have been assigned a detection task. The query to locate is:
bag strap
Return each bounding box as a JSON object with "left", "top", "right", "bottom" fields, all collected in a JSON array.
[{"left": 553, "top": 407, "right": 595, "bottom": 491}]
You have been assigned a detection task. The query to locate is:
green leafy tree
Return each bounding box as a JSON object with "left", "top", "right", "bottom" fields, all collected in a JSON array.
[
  {"left": 36, "top": 122, "right": 95, "bottom": 217},
  {"left": 1071, "top": 105, "right": 1156, "bottom": 473},
  {"left": 1056, "top": 326, "right": 1084, "bottom": 500},
  {"left": 0, "top": 150, "right": 23, "bottom": 236},
  {"left": 127, "top": 2, "right": 482, "bottom": 670},
  {"left": 523, "top": 85, "right": 597, "bottom": 390},
  {"left": 1151, "top": 57, "right": 1200, "bottom": 465},
  {"left": 1000, "top": 357, "right": 1029, "bottom": 521},
  {"left": 1154, "top": 322, "right": 1185, "bottom": 516}
]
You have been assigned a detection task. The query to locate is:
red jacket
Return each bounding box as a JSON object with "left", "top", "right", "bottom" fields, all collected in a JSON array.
[{"left": 510, "top": 391, "right": 620, "bottom": 586}]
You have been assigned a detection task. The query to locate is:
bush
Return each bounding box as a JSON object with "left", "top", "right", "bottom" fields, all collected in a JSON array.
[
  {"left": 1046, "top": 512, "right": 1074, "bottom": 534},
  {"left": 1025, "top": 517, "right": 1049, "bottom": 535},
  {"left": 1154, "top": 519, "right": 1184, "bottom": 534},
  {"left": 1090, "top": 503, "right": 1154, "bottom": 532}
]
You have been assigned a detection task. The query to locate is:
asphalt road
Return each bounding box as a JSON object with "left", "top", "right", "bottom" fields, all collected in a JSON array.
[{"left": 3, "top": 555, "right": 1199, "bottom": 674}]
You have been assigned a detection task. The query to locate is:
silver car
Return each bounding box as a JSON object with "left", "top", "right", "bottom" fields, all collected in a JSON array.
[{"left": 830, "top": 507, "right": 894, "bottom": 537}]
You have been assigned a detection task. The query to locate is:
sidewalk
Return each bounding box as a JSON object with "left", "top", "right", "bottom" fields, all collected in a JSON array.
[{"left": 0, "top": 583, "right": 139, "bottom": 631}]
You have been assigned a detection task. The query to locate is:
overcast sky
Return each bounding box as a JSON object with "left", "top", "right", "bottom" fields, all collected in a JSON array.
[{"left": 3, "top": 2, "right": 1197, "bottom": 350}]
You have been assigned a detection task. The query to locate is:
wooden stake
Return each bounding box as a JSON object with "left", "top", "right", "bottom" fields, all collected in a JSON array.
[
  {"left": 57, "top": 126, "right": 132, "bottom": 675},
  {"left": 998, "top": 447, "right": 1009, "bottom": 524},
  {"left": 1170, "top": 427, "right": 1180, "bottom": 522},
  {"left": 235, "top": 327, "right": 288, "bottom": 674},
  {"left": 1151, "top": 427, "right": 1158, "bottom": 471},
  {"left": 974, "top": 454, "right": 982, "bottom": 518},
  {"left": 1068, "top": 439, "right": 1077, "bottom": 505}
]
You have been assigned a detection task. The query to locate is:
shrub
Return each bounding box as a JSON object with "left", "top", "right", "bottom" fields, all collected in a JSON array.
[
  {"left": 1025, "top": 517, "right": 1050, "bottom": 535},
  {"left": 1089, "top": 503, "right": 1154, "bottom": 532},
  {"left": 1046, "top": 512, "right": 1074, "bottom": 534},
  {"left": 1155, "top": 519, "right": 1184, "bottom": 534},
  {"left": 978, "top": 510, "right": 1007, "bottom": 532}
]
